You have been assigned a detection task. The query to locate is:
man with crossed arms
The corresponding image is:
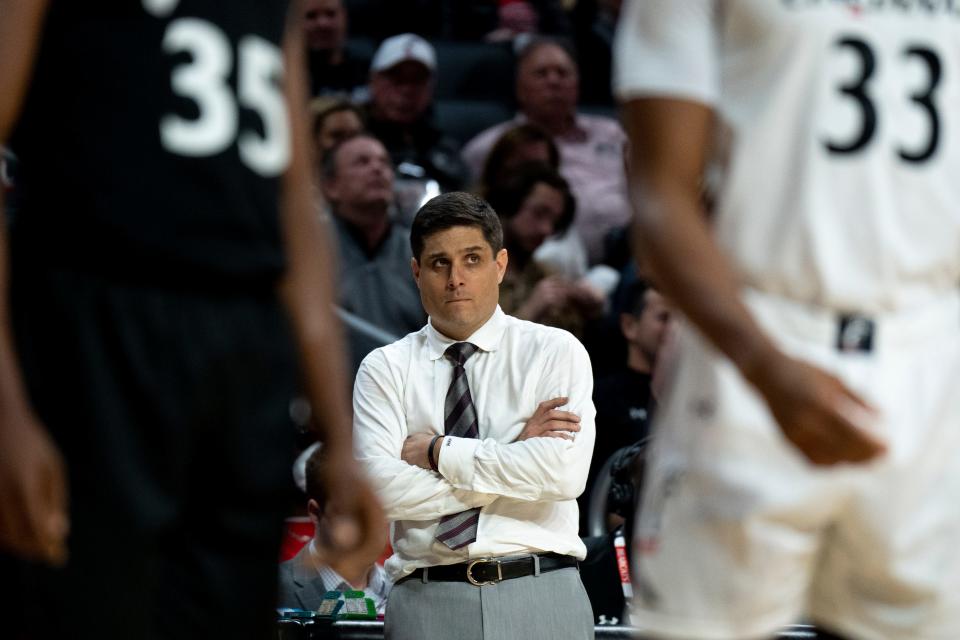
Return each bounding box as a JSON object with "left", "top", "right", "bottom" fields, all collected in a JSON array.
[{"left": 353, "top": 191, "right": 596, "bottom": 639}]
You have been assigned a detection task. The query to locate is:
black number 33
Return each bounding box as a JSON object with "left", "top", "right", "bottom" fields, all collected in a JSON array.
[{"left": 826, "top": 37, "right": 943, "bottom": 164}]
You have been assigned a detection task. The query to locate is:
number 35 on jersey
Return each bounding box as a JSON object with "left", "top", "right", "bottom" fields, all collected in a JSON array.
[{"left": 145, "top": 0, "right": 292, "bottom": 178}]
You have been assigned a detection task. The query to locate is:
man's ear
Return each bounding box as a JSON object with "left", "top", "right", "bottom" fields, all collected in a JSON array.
[
  {"left": 307, "top": 498, "right": 322, "bottom": 527},
  {"left": 411, "top": 257, "right": 421, "bottom": 287},
  {"left": 620, "top": 313, "right": 637, "bottom": 341},
  {"left": 495, "top": 248, "right": 508, "bottom": 284}
]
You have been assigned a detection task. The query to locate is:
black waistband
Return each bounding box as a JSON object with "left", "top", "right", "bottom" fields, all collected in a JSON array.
[{"left": 398, "top": 552, "right": 579, "bottom": 586}]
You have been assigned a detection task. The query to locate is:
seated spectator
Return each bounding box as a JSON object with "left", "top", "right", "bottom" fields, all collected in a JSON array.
[
  {"left": 462, "top": 37, "right": 630, "bottom": 265},
  {"left": 310, "top": 98, "right": 365, "bottom": 163},
  {"left": 445, "top": 0, "right": 572, "bottom": 42},
  {"left": 478, "top": 123, "right": 593, "bottom": 281},
  {"left": 303, "top": 0, "right": 370, "bottom": 101},
  {"left": 486, "top": 162, "right": 604, "bottom": 338},
  {"left": 322, "top": 134, "right": 426, "bottom": 337},
  {"left": 475, "top": 123, "right": 559, "bottom": 198},
  {"left": 580, "top": 279, "right": 670, "bottom": 533},
  {"left": 278, "top": 446, "right": 391, "bottom": 615},
  {"left": 364, "top": 33, "right": 468, "bottom": 200}
]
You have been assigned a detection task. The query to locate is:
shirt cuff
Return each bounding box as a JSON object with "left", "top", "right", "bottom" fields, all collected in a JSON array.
[{"left": 437, "top": 436, "right": 479, "bottom": 489}]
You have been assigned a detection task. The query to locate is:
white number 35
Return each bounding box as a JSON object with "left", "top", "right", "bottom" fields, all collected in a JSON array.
[{"left": 159, "top": 18, "right": 291, "bottom": 177}]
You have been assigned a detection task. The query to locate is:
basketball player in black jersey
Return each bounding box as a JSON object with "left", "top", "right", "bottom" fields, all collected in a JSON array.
[{"left": 0, "top": 1, "right": 383, "bottom": 638}]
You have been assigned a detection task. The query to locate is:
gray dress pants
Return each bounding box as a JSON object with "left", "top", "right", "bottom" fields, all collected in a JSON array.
[{"left": 384, "top": 565, "right": 595, "bottom": 640}]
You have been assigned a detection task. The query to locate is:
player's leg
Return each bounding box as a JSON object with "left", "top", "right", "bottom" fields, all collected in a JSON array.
[
  {"left": 630, "top": 317, "right": 852, "bottom": 640},
  {"left": 809, "top": 299, "right": 960, "bottom": 640},
  {"left": 153, "top": 293, "right": 297, "bottom": 639},
  {"left": 9, "top": 267, "right": 192, "bottom": 638}
]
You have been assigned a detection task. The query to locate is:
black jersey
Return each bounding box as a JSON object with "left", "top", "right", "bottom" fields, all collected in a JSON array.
[{"left": 10, "top": 0, "right": 293, "bottom": 286}]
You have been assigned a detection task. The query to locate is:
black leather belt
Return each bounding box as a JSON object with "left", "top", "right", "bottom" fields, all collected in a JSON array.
[{"left": 399, "top": 552, "right": 579, "bottom": 586}]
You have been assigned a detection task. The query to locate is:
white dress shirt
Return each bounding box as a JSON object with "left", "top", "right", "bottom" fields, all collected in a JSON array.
[{"left": 353, "top": 306, "right": 596, "bottom": 581}]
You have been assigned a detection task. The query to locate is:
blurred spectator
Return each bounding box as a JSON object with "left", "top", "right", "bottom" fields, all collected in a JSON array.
[
  {"left": 487, "top": 162, "right": 603, "bottom": 337},
  {"left": 322, "top": 134, "right": 426, "bottom": 337},
  {"left": 444, "top": 1, "right": 572, "bottom": 42},
  {"left": 580, "top": 279, "right": 670, "bottom": 532},
  {"left": 310, "top": 98, "right": 365, "bottom": 164},
  {"left": 303, "top": 0, "right": 370, "bottom": 100},
  {"left": 462, "top": 37, "right": 630, "bottom": 265},
  {"left": 475, "top": 123, "right": 559, "bottom": 197},
  {"left": 365, "top": 33, "right": 468, "bottom": 206},
  {"left": 278, "top": 446, "right": 391, "bottom": 614}
]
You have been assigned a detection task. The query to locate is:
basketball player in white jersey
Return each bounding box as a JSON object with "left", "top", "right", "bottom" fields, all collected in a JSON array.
[{"left": 615, "top": 2, "right": 960, "bottom": 639}]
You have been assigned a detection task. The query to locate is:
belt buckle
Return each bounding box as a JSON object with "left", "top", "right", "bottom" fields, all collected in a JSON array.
[{"left": 466, "top": 558, "right": 502, "bottom": 586}]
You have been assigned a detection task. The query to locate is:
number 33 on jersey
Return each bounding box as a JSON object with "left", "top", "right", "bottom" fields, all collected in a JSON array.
[
  {"left": 614, "top": 1, "right": 960, "bottom": 311},
  {"left": 144, "top": 0, "right": 291, "bottom": 178}
]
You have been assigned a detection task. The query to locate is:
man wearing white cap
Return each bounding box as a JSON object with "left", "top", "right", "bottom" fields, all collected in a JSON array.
[{"left": 365, "top": 33, "right": 467, "bottom": 195}]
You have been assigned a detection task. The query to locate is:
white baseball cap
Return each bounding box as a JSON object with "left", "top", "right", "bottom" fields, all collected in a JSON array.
[{"left": 370, "top": 33, "right": 436, "bottom": 73}]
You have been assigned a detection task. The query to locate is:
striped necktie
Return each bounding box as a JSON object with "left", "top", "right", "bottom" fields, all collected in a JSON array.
[{"left": 435, "top": 342, "right": 481, "bottom": 550}]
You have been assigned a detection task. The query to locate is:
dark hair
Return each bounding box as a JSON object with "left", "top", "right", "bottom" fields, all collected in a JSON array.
[
  {"left": 516, "top": 36, "right": 579, "bottom": 74},
  {"left": 484, "top": 161, "right": 575, "bottom": 235},
  {"left": 621, "top": 279, "right": 653, "bottom": 318},
  {"left": 321, "top": 132, "right": 384, "bottom": 182},
  {"left": 310, "top": 97, "right": 365, "bottom": 140},
  {"left": 478, "top": 124, "right": 560, "bottom": 196},
  {"left": 304, "top": 445, "right": 328, "bottom": 512},
  {"left": 410, "top": 192, "right": 504, "bottom": 261}
]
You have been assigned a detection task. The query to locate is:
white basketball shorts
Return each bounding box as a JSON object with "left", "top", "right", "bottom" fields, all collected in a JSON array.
[{"left": 631, "top": 289, "right": 960, "bottom": 640}]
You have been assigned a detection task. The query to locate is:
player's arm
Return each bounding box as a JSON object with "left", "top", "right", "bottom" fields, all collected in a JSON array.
[
  {"left": 620, "top": 97, "right": 884, "bottom": 465},
  {"left": 277, "top": 2, "right": 383, "bottom": 556},
  {"left": 353, "top": 351, "right": 498, "bottom": 521},
  {"left": 0, "top": 0, "right": 69, "bottom": 565}
]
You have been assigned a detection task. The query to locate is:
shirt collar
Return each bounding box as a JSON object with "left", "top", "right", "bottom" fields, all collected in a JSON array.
[
  {"left": 425, "top": 306, "right": 507, "bottom": 360},
  {"left": 311, "top": 540, "right": 390, "bottom": 597}
]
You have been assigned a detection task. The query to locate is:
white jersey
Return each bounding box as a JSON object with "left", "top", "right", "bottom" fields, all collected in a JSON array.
[{"left": 614, "top": 1, "right": 960, "bottom": 313}]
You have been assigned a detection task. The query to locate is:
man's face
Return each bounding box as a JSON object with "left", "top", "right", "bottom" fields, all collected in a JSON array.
[
  {"left": 304, "top": 0, "right": 346, "bottom": 52},
  {"left": 412, "top": 226, "right": 507, "bottom": 340},
  {"left": 516, "top": 44, "right": 579, "bottom": 123},
  {"left": 505, "top": 182, "right": 565, "bottom": 254},
  {"left": 623, "top": 289, "right": 671, "bottom": 364},
  {"left": 370, "top": 61, "right": 433, "bottom": 125},
  {"left": 324, "top": 136, "right": 394, "bottom": 209},
  {"left": 316, "top": 109, "right": 364, "bottom": 157}
]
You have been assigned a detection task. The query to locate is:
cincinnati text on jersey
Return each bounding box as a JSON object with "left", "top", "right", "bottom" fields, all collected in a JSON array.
[{"left": 782, "top": 0, "right": 960, "bottom": 16}]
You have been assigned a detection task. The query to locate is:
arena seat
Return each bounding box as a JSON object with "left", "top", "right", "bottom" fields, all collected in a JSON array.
[
  {"left": 433, "top": 99, "right": 513, "bottom": 148},
  {"left": 433, "top": 40, "right": 515, "bottom": 102}
]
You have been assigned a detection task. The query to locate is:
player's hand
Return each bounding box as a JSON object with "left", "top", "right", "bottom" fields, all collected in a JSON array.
[
  {"left": 516, "top": 397, "right": 581, "bottom": 442},
  {"left": 401, "top": 432, "right": 437, "bottom": 470},
  {"left": 747, "top": 351, "right": 887, "bottom": 466},
  {"left": 0, "top": 410, "right": 69, "bottom": 565},
  {"left": 318, "top": 451, "right": 386, "bottom": 562}
]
